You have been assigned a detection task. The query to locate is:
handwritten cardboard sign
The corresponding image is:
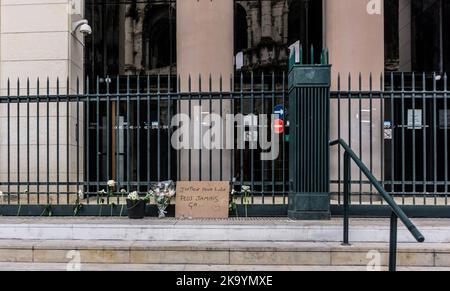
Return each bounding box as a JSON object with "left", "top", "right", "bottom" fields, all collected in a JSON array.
[{"left": 175, "top": 181, "right": 230, "bottom": 219}]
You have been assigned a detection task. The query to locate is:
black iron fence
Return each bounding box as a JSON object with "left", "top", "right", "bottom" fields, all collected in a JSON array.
[
  {"left": 330, "top": 72, "right": 450, "bottom": 210},
  {"left": 0, "top": 74, "right": 289, "bottom": 216},
  {"left": 0, "top": 72, "right": 449, "bottom": 216}
]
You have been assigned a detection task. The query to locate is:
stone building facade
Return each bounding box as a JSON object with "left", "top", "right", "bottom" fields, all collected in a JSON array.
[
  {"left": 0, "top": 0, "right": 449, "bottom": 201},
  {"left": 100, "top": 0, "right": 322, "bottom": 76}
]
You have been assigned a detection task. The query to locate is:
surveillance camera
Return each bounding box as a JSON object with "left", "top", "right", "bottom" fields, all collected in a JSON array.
[
  {"left": 72, "top": 19, "right": 92, "bottom": 35},
  {"left": 79, "top": 23, "right": 92, "bottom": 35}
]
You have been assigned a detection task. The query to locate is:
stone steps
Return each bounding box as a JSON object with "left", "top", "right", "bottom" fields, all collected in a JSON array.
[
  {"left": 0, "top": 240, "right": 449, "bottom": 268},
  {"left": 1, "top": 217, "right": 450, "bottom": 243},
  {"left": 1, "top": 262, "right": 449, "bottom": 271},
  {"left": 1, "top": 218, "right": 450, "bottom": 270}
]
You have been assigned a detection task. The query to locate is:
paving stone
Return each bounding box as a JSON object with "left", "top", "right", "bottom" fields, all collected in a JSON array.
[
  {"left": 0, "top": 249, "right": 33, "bottom": 262},
  {"left": 230, "top": 251, "right": 331, "bottom": 266},
  {"left": 130, "top": 250, "right": 230, "bottom": 265},
  {"left": 1, "top": 262, "right": 449, "bottom": 271}
]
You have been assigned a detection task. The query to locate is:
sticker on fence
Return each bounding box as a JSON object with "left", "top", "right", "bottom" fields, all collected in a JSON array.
[
  {"left": 407, "top": 109, "right": 422, "bottom": 129},
  {"left": 384, "top": 121, "right": 392, "bottom": 140}
]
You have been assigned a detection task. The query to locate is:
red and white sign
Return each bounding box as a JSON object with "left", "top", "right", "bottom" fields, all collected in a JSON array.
[{"left": 274, "top": 119, "right": 284, "bottom": 134}]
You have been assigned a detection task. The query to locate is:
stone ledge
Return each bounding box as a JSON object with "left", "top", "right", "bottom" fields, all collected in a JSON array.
[
  {"left": 0, "top": 240, "right": 448, "bottom": 267},
  {"left": 2, "top": 262, "right": 450, "bottom": 271},
  {"left": 2, "top": 218, "right": 450, "bottom": 243},
  {"left": 0, "top": 240, "right": 446, "bottom": 252}
]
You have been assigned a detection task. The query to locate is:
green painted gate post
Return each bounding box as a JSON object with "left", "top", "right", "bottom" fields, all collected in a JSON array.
[{"left": 288, "top": 48, "right": 331, "bottom": 220}]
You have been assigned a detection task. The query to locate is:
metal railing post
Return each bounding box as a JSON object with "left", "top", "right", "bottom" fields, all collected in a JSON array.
[
  {"left": 288, "top": 47, "right": 331, "bottom": 220},
  {"left": 343, "top": 151, "right": 351, "bottom": 245},
  {"left": 389, "top": 211, "right": 398, "bottom": 272},
  {"left": 331, "top": 138, "right": 424, "bottom": 271}
]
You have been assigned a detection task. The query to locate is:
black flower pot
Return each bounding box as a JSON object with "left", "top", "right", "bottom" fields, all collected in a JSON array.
[{"left": 126, "top": 199, "right": 146, "bottom": 219}]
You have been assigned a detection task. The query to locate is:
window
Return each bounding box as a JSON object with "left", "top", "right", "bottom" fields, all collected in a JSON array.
[{"left": 142, "top": 5, "right": 176, "bottom": 72}]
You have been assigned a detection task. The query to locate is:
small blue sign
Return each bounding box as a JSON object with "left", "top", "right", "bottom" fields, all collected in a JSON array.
[{"left": 273, "top": 105, "right": 285, "bottom": 120}]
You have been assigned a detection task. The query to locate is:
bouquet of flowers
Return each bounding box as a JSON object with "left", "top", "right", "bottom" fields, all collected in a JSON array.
[
  {"left": 125, "top": 191, "right": 151, "bottom": 219},
  {"left": 148, "top": 180, "right": 176, "bottom": 218}
]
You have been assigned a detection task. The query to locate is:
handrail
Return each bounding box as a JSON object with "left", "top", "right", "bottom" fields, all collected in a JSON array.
[
  {"left": 330, "top": 139, "right": 424, "bottom": 242},
  {"left": 330, "top": 139, "right": 424, "bottom": 271}
]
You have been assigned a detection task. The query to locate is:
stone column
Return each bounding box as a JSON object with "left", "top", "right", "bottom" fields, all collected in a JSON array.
[
  {"left": 261, "top": 1, "right": 272, "bottom": 39},
  {"left": 133, "top": 4, "right": 146, "bottom": 74},
  {"left": 325, "top": 0, "right": 384, "bottom": 195},
  {"left": 0, "top": 0, "right": 85, "bottom": 203},
  {"left": 249, "top": 5, "right": 260, "bottom": 47},
  {"left": 324, "top": 0, "right": 385, "bottom": 89},
  {"left": 282, "top": 1, "right": 289, "bottom": 44},
  {"left": 176, "top": 0, "right": 234, "bottom": 181}
]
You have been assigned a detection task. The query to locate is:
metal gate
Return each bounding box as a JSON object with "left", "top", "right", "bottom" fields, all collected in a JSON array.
[{"left": 0, "top": 71, "right": 449, "bottom": 217}]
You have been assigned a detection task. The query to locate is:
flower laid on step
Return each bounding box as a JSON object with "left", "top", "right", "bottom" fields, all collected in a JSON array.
[
  {"left": 241, "top": 186, "right": 251, "bottom": 203},
  {"left": 97, "top": 189, "right": 107, "bottom": 205},
  {"left": 120, "top": 189, "right": 127, "bottom": 200},
  {"left": 229, "top": 189, "right": 238, "bottom": 215},
  {"left": 125, "top": 191, "right": 148, "bottom": 219},
  {"left": 241, "top": 185, "right": 251, "bottom": 217},
  {"left": 74, "top": 190, "right": 84, "bottom": 216},
  {"left": 105, "top": 180, "right": 116, "bottom": 198},
  {"left": 125, "top": 190, "right": 151, "bottom": 203},
  {"left": 229, "top": 186, "right": 252, "bottom": 218},
  {"left": 148, "top": 181, "right": 175, "bottom": 218},
  {"left": 127, "top": 191, "right": 139, "bottom": 201},
  {"left": 107, "top": 180, "right": 115, "bottom": 188},
  {"left": 118, "top": 189, "right": 128, "bottom": 217},
  {"left": 78, "top": 189, "right": 84, "bottom": 200}
]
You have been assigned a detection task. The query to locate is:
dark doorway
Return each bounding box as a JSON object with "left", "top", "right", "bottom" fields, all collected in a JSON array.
[
  {"left": 143, "top": 5, "right": 176, "bottom": 72},
  {"left": 412, "top": 0, "right": 447, "bottom": 72},
  {"left": 234, "top": 3, "right": 248, "bottom": 54}
]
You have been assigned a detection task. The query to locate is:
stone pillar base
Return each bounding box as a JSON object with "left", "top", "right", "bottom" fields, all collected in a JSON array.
[{"left": 288, "top": 193, "right": 330, "bottom": 220}]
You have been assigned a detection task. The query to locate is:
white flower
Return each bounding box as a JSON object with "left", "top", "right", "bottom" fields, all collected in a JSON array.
[
  {"left": 231, "top": 189, "right": 236, "bottom": 195},
  {"left": 107, "top": 180, "right": 115, "bottom": 187},
  {"left": 242, "top": 185, "right": 251, "bottom": 192},
  {"left": 98, "top": 189, "right": 107, "bottom": 195},
  {"left": 127, "top": 191, "right": 139, "bottom": 201},
  {"left": 78, "top": 190, "right": 84, "bottom": 200},
  {"left": 120, "top": 189, "right": 127, "bottom": 194}
]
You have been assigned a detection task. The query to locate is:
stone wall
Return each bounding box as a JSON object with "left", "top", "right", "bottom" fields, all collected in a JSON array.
[{"left": 0, "top": 0, "right": 85, "bottom": 200}]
